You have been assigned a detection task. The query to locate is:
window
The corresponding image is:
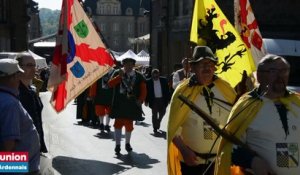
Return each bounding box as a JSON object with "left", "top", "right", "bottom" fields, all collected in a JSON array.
[
  {"left": 128, "top": 23, "right": 133, "bottom": 33},
  {"left": 100, "top": 6, "right": 104, "bottom": 15},
  {"left": 113, "top": 6, "right": 118, "bottom": 15},
  {"left": 139, "top": 23, "right": 145, "bottom": 33},
  {"left": 100, "top": 23, "right": 106, "bottom": 32},
  {"left": 107, "top": 5, "right": 111, "bottom": 14},
  {"left": 0, "top": 0, "right": 7, "bottom": 22},
  {"left": 139, "top": 8, "right": 145, "bottom": 16},
  {"left": 113, "top": 23, "right": 119, "bottom": 32},
  {"left": 126, "top": 8, "right": 133, "bottom": 15}
]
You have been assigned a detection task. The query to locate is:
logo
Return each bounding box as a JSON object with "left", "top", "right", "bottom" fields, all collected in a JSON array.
[
  {"left": 0, "top": 152, "right": 28, "bottom": 173},
  {"left": 74, "top": 20, "right": 89, "bottom": 38},
  {"left": 276, "top": 143, "right": 299, "bottom": 168}
]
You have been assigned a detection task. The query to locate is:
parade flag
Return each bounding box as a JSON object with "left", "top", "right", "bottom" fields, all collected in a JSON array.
[
  {"left": 190, "top": 0, "right": 256, "bottom": 88},
  {"left": 47, "top": 0, "right": 115, "bottom": 112},
  {"left": 234, "top": 0, "right": 266, "bottom": 65}
]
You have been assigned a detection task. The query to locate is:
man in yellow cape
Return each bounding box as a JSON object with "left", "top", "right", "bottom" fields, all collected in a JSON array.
[
  {"left": 214, "top": 55, "right": 300, "bottom": 175},
  {"left": 167, "top": 46, "right": 237, "bottom": 175}
]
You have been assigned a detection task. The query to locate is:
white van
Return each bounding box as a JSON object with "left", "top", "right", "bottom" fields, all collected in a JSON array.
[{"left": 263, "top": 38, "right": 300, "bottom": 93}]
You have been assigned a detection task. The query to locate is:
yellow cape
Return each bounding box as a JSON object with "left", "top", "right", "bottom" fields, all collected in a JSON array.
[
  {"left": 214, "top": 90, "right": 300, "bottom": 175},
  {"left": 167, "top": 77, "right": 237, "bottom": 175}
]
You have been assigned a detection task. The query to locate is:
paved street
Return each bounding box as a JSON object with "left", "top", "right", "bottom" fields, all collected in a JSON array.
[{"left": 39, "top": 91, "right": 169, "bottom": 175}]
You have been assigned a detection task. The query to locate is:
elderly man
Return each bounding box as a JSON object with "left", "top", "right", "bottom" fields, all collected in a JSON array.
[
  {"left": 108, "top": 57, "right": 147, "bottom": 155},
  {"left": 167, "top": 46, "right": 237, "bottom": 175},
  {"left": 215, "top": 54, "right": 300, "bottom": 175},
  {"left": 0, "top": 58, "right": 40, "bottom": 174},
  {"left": 15, "top": 52, "right": 48, "bottom": 153}
]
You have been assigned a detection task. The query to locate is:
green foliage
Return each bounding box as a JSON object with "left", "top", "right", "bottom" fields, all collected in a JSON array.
[{"left": 39, "top": 8, "right": 60, "bottom": 37}]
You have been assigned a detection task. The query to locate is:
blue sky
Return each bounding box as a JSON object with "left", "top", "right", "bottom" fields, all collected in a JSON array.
[{"left": 35, "top": 0, "right": 62, "bottom": 10}]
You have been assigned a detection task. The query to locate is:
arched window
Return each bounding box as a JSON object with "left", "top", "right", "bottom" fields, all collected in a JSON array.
[
  {"left": 107, "top": 5, "right": 111, "bottom": 14},
  {"left": 139, "top": 8, "right": 145, "bottom": 16},
  {"left": 126, "top": 8, "right": 133, "bottom": 15}
]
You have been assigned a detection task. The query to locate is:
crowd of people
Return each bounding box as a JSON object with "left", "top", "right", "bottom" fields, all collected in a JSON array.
[{"left": 1, "top": 45, "right": 300, "bottom": 174}]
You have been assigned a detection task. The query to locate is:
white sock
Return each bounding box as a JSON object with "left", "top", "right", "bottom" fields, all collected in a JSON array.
[
  {"left": 125, "top": 131, "right": 131, "bottom": 144},
  {"left": 115, "top": 129, "right": 122, "bottom": 145},
  {"left": 99, "top": 116, "right": 104, "bottom": 124},
  {"left": 105, "top": 116, "right": 110, "bottom": 126}
]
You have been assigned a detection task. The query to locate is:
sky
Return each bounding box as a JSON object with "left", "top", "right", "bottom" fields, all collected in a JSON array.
[{"left": 35, "top": 0, "right": 62, "bottom": 10}]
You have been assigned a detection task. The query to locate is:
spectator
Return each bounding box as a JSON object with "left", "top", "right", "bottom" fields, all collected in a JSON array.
[
  {"left": 0, "top": 58, "right": 40, "bottom": 173},
  {"left": 15, "top": 52, "right": 48, "bottom": 153}
]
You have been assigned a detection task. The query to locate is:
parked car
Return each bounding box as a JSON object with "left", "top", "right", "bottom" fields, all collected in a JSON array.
[{"left": 263, "top": 38, "right": 300, "bottom": 93}]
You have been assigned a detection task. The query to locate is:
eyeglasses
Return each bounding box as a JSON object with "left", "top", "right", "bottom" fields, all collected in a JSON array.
[
  {"left": 20, "top": 63, "right": 36, "bottom": 68},
  {"left": 258, "top": 68, "right": 289, "bottom": 74},
  {"left": 197, "top": 62, "right": 216, "bottom": 69}
]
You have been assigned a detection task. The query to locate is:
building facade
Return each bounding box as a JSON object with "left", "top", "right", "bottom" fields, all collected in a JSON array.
[
  {"left": 0, "top": 0, "right": 41, "bottom": 52},
  {"left": 84, "top": 0, "right": 150, "bottom": 53}
]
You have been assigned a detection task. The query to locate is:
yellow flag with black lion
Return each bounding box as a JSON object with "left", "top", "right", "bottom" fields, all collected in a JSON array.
[{"left": 190, "top": 0, "right": 256, "bottom": 88}]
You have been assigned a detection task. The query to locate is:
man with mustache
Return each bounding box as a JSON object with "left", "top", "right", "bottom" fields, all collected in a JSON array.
[{"left": 215, "top": 54, "right": 300, "bottom": 175}]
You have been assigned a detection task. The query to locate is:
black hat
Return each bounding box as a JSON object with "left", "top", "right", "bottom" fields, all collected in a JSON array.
[
  {"left": 122, "top": 57, "right": 136, "bottom": 64},
  {"left": 190, "top": 46, "right": 218, "bottom": 63}
]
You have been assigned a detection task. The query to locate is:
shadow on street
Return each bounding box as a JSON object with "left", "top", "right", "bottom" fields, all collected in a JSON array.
[
  {"left": 52, "top": 156, "right": 128, "bottom": 175},
  {"left": 115, "top": 152, "right": 160, "bottom": 169}
]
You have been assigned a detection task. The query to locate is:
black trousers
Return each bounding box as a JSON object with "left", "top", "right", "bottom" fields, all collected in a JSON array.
[
  {"left": 151, "top": 98, "right": 166, "bottom": 130},
  {"left": 180, "top": 162, "right": 214, "bottom": 175}
]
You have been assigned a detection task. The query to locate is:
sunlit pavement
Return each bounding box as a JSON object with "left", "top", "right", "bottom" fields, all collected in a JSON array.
[{"left": 39, "top": 91, "right": 168, "bottom": 175}]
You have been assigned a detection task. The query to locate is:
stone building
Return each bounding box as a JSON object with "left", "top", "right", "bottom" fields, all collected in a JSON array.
[
  {"left": 0, "top": 0, "right": 41, "bottom": 52},
  {"left": 0, "top": 0, "right": 28, "bottom": 51},
  {"left": 84, "top": 0, "right": 150, "bottom": 53}
]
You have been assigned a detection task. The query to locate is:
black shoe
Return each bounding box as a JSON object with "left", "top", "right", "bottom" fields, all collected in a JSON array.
[
  {"left": 125, "top": 143, "right": 132, "bottom": 152},
  {"left": 115, "top": 145, "right": 121, "bottom": 155},
  {"left": 153, "top": 129, "right": 158, "bottom": 134},
  {"left": 99, "top": 123, "right": 104, "bottom": 131},
  {"left": 104, "top": 125, "right": 110, "bottom": 132}
]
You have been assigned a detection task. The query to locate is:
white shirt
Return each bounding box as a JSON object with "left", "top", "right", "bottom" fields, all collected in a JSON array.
[
  {"left": 153, "top": 79, "right": 162, "bottom": 98},
  {"left": 172, "top": 69, "right": 191, "bottom": 90},
  {"left": 179, "top": 86, "right": 232, "bottom": 163},
  {"left": 245, "top": 97, "right": 300, "bottom": 175}
]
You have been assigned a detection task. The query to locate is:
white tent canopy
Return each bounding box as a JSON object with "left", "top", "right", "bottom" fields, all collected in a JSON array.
[
  {"left": 116, "top": 49, "right": 139, "bottom": 61},
  {"left": 109, "top": 50, "right": 124, "bottom": 59},
  {"left": 137, "top": 50, "right": 149, "bottom": 57},
  {"left": 116, "top": 49, "right": 149, "bottom": 66}
]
